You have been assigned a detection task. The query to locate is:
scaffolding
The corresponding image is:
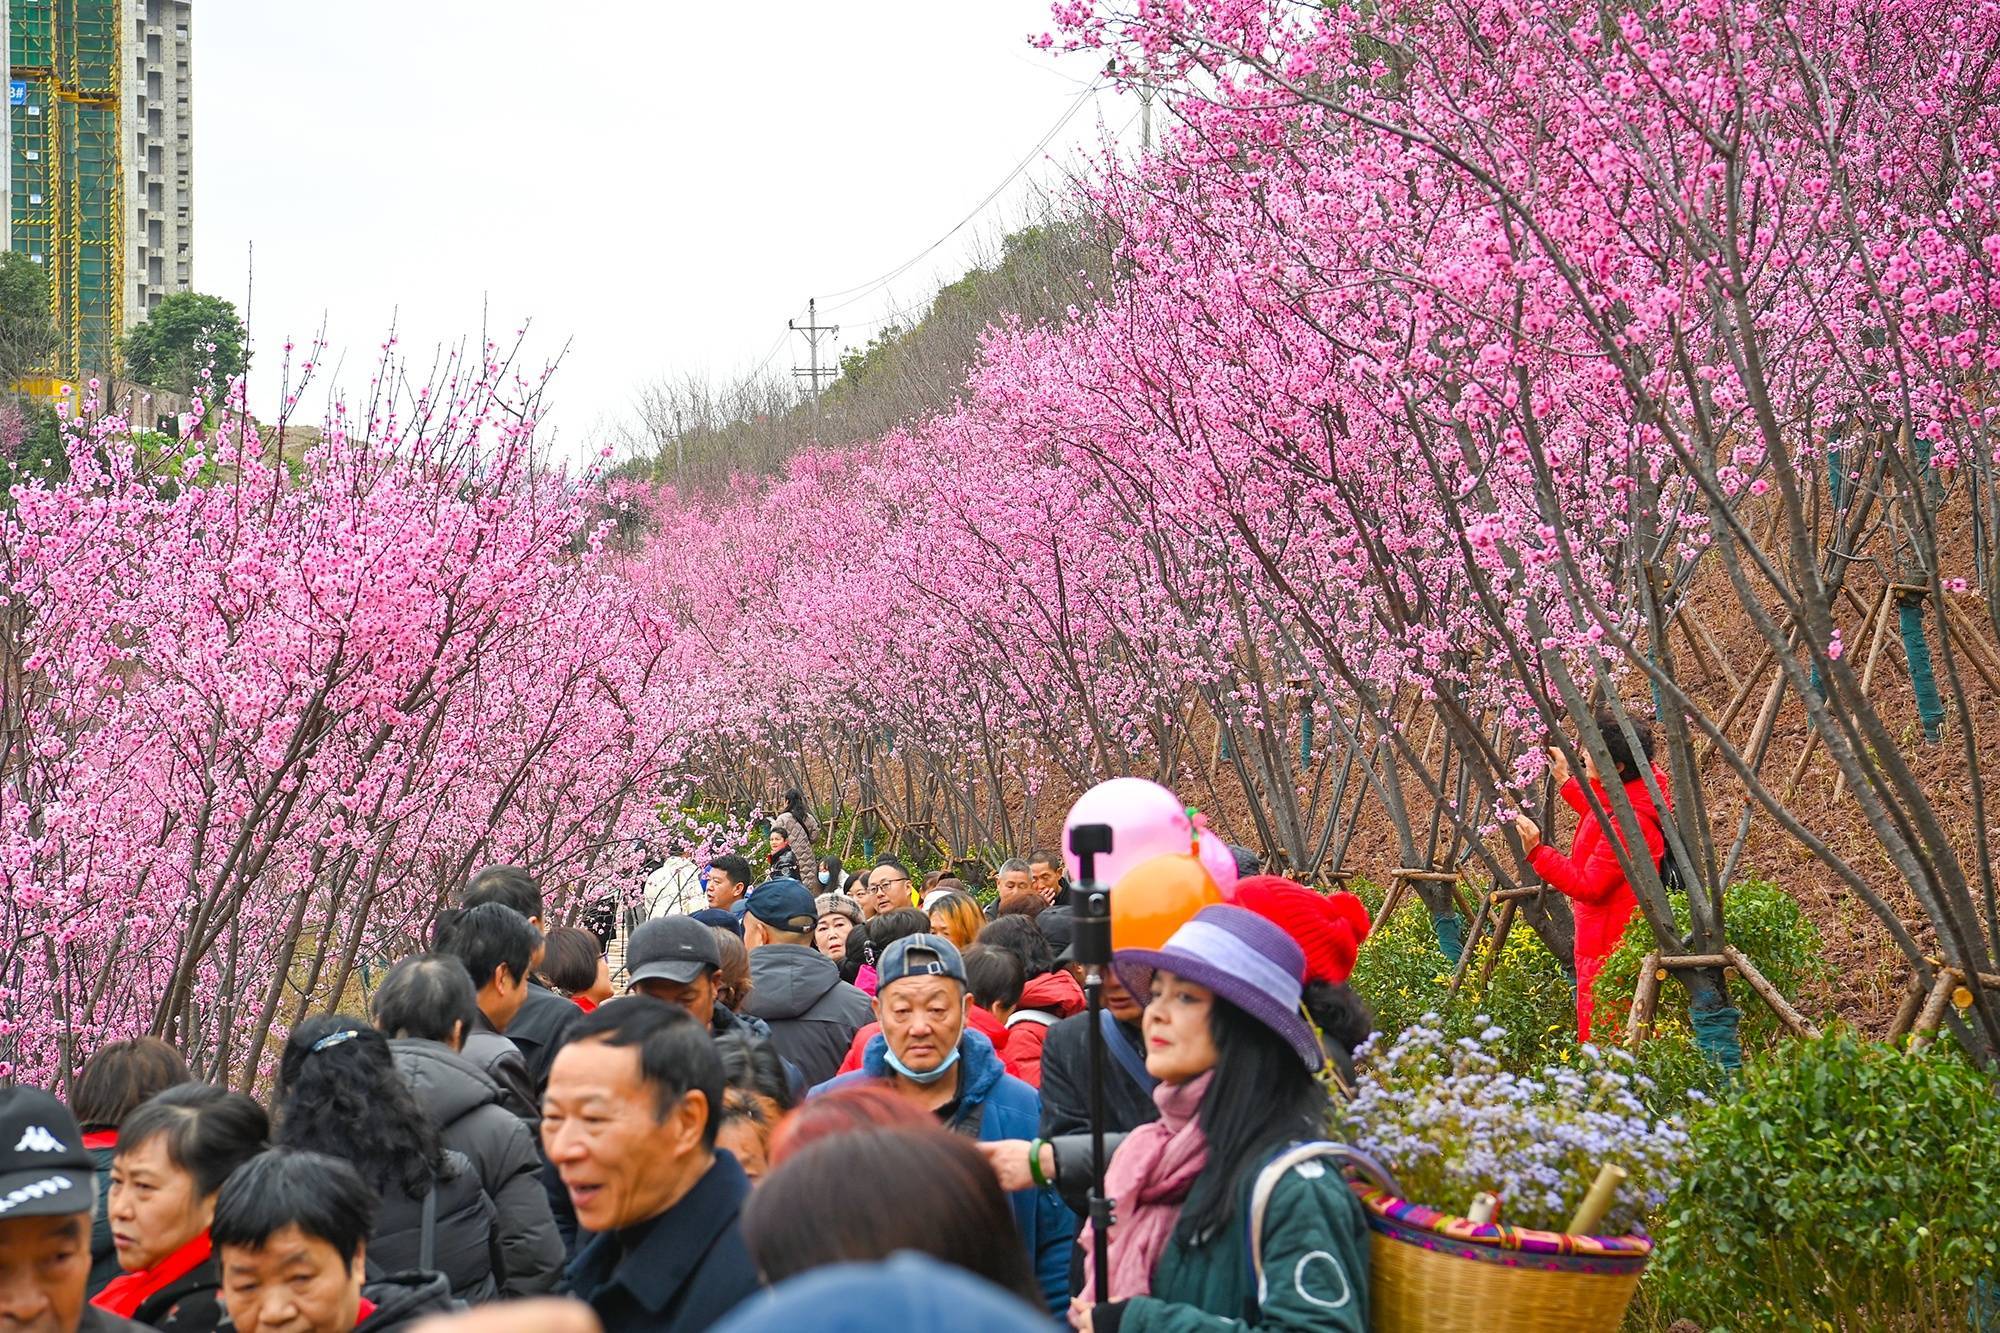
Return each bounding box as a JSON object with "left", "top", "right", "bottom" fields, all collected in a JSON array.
[{"left": 9, "top": 0, "right": 122, "bottom": 381}]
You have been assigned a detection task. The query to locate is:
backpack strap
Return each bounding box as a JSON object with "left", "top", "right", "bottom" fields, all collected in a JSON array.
[
  {"left": 1098, "top": 1009, "right": 1159, "bottom": 1095},
  {"left": 1247, "top": 1142, "right": 1399, "bottom": 1306}
]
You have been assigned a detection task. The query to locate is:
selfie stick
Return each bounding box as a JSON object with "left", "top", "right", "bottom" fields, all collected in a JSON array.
[{"left": 1067, "top": 821, "right": 1115, "bottom": 1303}]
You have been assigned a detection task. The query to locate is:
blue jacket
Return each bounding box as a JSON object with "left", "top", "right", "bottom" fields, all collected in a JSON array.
[{"left": 814, "top": 1028, "right": 1077, "bottom": 1314}]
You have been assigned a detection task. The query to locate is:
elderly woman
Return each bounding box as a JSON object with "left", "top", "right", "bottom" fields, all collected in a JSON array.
[{"left": 94, "top": 1085, "right": 269, "bottom": 1331}]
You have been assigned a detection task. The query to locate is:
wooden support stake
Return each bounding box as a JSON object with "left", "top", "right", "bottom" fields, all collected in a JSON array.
[
  {"left": 1698, "top": 644, "right": 1779, "bottom": 767},
  {"left": 1833, "top": 586, "right": 1903, "bottom": 803},
  {"left": 1375, "top": 878, "right": 1408, "bottom": 925},
  {"left": 1908, "top": 969, "right": 1961, "bottom": 1051},
  {"left": 1938, "top": 596, "right": 2000, "bottom": 693},
  {"left": 1688, "top": 607, "right": 1744, "bottom": 695},
  {"left": 1723, "top": 946, "right": 1820, "bottom": 1038},
  {"left": 1626, "top": 952, "right": 1662, "bottom": 1051},
  {"left": 1888, "top": 972, "right": 1927, "bottom": 1040},
  {"left": 1659, "top": 953, "right": 1730, "bottom": 970},
  {"left": 1477, "top": 898, "right": 1518, "bottom": 990},
  {"left": 1446, "top": 891, "right": 1495, "bottom": 1001}
]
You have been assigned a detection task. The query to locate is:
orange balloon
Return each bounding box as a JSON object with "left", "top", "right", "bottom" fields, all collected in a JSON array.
[{"left": 1111, "top": 853, "right": 1224, "bottom": 952}]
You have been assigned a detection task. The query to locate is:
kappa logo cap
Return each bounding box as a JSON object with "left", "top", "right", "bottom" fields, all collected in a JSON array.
[{"left": 0, "top": 1086, "right": 94, "bottom": 1219}]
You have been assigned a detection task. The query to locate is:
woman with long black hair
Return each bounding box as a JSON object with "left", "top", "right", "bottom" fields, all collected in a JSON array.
[
  {"left": 1068, "top": 904, "right": 1369, "bottom": 1333},
  {"left": 274, "top": 1015, "right": 505, "bottom": 1303}
]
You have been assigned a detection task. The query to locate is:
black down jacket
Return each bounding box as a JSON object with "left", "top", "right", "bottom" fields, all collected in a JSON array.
[
  {"left": 391, "top": 1038, "right": 565, "bottom": 1296},
  {"left": 369, "top": 1149, "right": 504, "bottom": 1304},
  {"left": 742, "top": 944, "right": 874, "bottom": 1088}
]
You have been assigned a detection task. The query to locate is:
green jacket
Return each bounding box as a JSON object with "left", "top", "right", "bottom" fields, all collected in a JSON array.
[{"left": 1116, "top": 1148, "right": 1370, "bottom": 1333}]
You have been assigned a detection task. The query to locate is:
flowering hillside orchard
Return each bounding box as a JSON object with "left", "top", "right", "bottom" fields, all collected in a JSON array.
[
  {"left": 628, "top": 0, "right": 2000, "bottom": 1065},
  {"left": 5, "top": 0, "right": 2000, "bottom": 1107}
]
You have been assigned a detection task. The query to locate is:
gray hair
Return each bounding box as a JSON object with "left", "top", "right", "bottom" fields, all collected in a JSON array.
[{"left": 998, "top": 858, "right": 1032, "bottom": 876}]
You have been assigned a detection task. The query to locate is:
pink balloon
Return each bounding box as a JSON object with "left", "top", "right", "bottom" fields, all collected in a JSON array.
[
  {"left": 1063, "top": 777, "right": 1193, "bottom": 888},
  {"left": 1196, "top": 829, "right": 1240, "bottom": 899}
]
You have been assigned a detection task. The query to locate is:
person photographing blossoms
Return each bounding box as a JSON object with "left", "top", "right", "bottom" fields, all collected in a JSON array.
[{"left": 1512, "top": 711, "right": 1671, "bottom": 1041}]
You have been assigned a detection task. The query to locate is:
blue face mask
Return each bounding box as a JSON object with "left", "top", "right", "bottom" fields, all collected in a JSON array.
[
  {"left": 883, "top": 1042, "right": 962, "bottom": 1085},
  {"left": 818, "top": 869, "right": 831, "bottom": 885}
]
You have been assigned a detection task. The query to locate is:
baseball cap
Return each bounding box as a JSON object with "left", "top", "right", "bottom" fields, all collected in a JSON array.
[
  {"left": 876, "top": 933, "right": 967, "bottom": 990},
  {"left": 690, "top": 907, "right": 744, "bottom": 938},
  {"left": 0, "top": 1086, "right": 95, "bottom": 1219},
  {"left": 746, "top": 878, "right": 818, "bottom": 933},
  {"left": 625, "top": 916, "right": 724, "bottom": 988}
]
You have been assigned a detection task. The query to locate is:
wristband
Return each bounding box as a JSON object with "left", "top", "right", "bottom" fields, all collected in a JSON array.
[{"left": 1028, "top": 1138, "right": 1052, "bottom": 1189}]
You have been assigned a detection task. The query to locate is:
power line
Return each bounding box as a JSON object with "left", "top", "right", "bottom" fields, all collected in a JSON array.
[{"left": 817, "top": 76, "right": 1106, "bottom": 315}]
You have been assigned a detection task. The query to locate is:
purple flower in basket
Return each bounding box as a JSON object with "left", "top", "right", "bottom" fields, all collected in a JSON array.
[{"left": 1341, "top": 1014, "right": 1688, "bottom": 1235}]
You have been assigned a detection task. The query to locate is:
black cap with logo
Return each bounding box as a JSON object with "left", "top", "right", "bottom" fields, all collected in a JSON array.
[{"left": 0, "top": 1086, "right": 95, "bottom": 1219}]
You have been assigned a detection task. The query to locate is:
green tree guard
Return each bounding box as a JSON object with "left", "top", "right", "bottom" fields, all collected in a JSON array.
[
  {"left": 1898, "top": 593, "right": 1946, "bottom": 741},
  {"left": 1690, "top": 993, "right": 1745, "bottom": 1072},
  {"left": 1299, "top": 711, "right": 1313, "bottom": 764},
  {"left": 1432, "top": 910, "right": 1466, "bottom": 964}
]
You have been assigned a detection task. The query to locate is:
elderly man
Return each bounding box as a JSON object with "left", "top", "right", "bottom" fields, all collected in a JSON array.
[
  {"left": 0, "top": 1086, "right": 160, "bottom": 1332},
  {"left": 992, "top": 858, "right": 1034, "bottom": 903},
  {"left": 740, "top": 880, "right": 872, "bottom": 1087},
  {"left": 811, "top": 935, "right": 1073, "bottom": 1314},
  {"left": 624, "top": 916, "right": 802, "bottom": 1100},
  {"left": 1026, "top": 851, "right": 1068, "bottom": 906},
  {"left": 543, "top": 1000, "right": 758, "bottom": 1333}
]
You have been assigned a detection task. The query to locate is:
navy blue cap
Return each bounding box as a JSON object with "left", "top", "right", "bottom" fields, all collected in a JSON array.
[
  {"left": 746, "top": 878, "right": 818, "bottom": 933},
  {"left": 690, "top": 907, "right": 744, "bottom": 937}
]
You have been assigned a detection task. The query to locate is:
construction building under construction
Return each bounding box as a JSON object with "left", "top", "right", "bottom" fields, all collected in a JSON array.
[{"left": 4, "top": 0, "right": 193, "bottom": 383}]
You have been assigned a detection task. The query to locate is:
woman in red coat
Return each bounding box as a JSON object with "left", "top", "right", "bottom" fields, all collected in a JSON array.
[{"left": 1513, "top": 712, "right": 1671, "bottom": 1042}]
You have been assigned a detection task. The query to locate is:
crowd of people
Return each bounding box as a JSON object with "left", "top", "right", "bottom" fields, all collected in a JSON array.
[{"left": 4, "top": 726, "right": 1668, "bottom": 1332}]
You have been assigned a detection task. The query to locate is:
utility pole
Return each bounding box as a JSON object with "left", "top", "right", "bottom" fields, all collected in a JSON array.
[{"left": 789, "top": 298, "right": 841, "bottom": 436}]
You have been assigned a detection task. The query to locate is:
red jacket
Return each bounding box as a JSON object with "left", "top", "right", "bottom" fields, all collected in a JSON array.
[
  {"left": 835, "top": 1004, "right": 1020, "bottom": 1078},
  {"left": 999, "top": 970, "right": 1088, "bottom": 1087},
  {"left": 1528, "top": 771, "right": 1669, "bottom": 1040}
]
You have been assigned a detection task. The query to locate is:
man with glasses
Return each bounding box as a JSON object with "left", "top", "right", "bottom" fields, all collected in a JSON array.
[{"left": 857, "top": 857, "right": 914, "bottom": 920}]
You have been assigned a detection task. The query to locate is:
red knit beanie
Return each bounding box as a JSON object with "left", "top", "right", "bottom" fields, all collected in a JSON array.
[{"left": 1232, "top": 875, "right": 1372, "bottom": 986}]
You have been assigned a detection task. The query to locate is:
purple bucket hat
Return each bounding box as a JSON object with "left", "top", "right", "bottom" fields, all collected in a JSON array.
[{"left": 1116, "top": 904, "right": 1324, "bottom": 1071}]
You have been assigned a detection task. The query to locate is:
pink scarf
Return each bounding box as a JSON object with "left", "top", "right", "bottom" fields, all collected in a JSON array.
[{"left": 1078, "top": 1071, "right": 1214, "bottom": 1304}]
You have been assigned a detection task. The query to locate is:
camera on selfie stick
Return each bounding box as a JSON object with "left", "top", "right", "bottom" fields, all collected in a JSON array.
[{"left": 1067, "top": 821, "right": 1116, "bottom": 1304}]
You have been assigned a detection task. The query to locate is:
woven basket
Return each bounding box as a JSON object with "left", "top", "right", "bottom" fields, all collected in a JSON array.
[{"left": 1355, "top": 1186, "right": 1653, "bottom": 1333}]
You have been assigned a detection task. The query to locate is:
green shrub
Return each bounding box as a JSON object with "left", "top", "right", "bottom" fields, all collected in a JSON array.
[
  {"left": 1351, "top": 879, "right": 1579, "bottom": 1077},
  {"left": 1643, "top": 1029, "right": 2000, "bottom": 1332},
  {"left": 1351, "top": 878, "right": 1828, "bottom": 1115},
  {"left": 1594, "top": 878, "right": 1830, "bottom": 1051}
]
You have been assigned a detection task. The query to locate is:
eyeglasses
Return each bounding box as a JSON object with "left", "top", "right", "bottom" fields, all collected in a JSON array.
[{"left": 868, "top": 877, "right": 910, "bottom": 893}]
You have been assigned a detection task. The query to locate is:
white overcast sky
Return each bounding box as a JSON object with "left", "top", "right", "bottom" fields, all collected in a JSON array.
[{"left": 193, "top": 1, "right": 1138, "bottom": 459}]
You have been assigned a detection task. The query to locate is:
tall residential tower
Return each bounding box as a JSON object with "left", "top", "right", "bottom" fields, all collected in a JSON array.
[{"left": 122, "top": 0, "right": 191, "bottom": 329}]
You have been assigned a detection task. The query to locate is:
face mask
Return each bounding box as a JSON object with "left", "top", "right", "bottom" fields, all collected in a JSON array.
[
  {"left": 818, "top": 870, "right": 831, "bottom": 885},
  {"left": 883, "top": 1042, "right": 961, "bottom": 1085}
]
